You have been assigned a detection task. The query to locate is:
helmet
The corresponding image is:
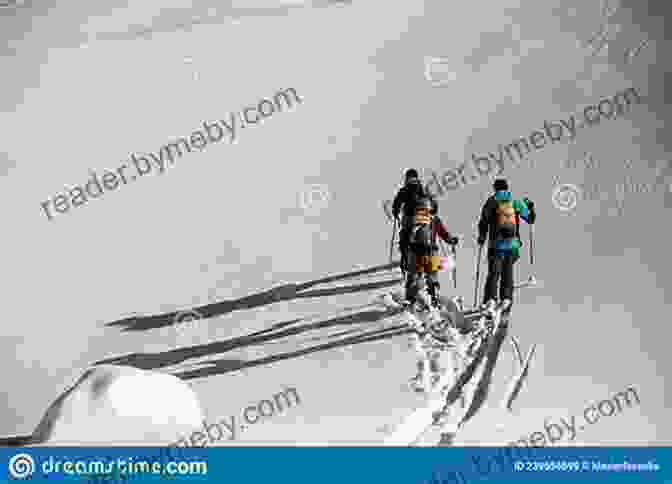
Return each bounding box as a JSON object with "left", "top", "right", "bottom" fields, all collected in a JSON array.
[{"left": 405, "top": 168, "right": 419, "bottom": 180}]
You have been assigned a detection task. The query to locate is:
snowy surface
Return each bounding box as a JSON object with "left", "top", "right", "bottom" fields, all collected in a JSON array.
[
  {"left": 29, "top": 365, "right": 205, "bottom": 445},
  {"left": 0, "top": 0, "right": 669, "bottom": 445}
]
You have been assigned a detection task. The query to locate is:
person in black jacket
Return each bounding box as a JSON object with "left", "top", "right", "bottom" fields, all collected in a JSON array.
[
  {"left": 392, "top": 169, "right": 438, "bottom": 274},
  {"left": 477, "top": 178, "right": 536, "bottom": 314}
]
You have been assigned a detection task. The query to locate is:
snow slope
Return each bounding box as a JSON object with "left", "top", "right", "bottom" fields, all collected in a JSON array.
[{"left": 1, "top": 0, "right": 669, "bottom": 445}]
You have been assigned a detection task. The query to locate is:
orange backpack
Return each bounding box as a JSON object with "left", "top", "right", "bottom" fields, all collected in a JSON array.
[{"left": 494, "top": 199, "right": 518, "bottom": 239}]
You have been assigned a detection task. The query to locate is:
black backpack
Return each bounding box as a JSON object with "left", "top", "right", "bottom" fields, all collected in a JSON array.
[{"left": 410, "top": 223, "right": 434, "bottom": 253}]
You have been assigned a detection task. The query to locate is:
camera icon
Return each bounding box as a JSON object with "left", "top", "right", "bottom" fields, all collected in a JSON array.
[
  {"left": 423, "top": 57, "right": 457, "bottom": 87},
  {"left": 299, "top": 184, "right": 330, "bottom": 214}
]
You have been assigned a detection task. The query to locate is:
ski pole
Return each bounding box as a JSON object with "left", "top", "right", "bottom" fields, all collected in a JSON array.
[
  {"left": 474, "top": 244, "right": 483, "bottom": 308},
  {"left": 391, "top": 220, "right": 396, "bottom": 262},
  {"left": 530, "top": 225, "right": 535, "bottom": 266},
  {"left": 438, "top": 238, "right": 456, "bottom": 290},
  {"left": 451, "top": 242, "right": 457, "bottom": 290}
]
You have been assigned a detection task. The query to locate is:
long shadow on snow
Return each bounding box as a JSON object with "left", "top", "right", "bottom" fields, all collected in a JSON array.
[
  {"left": 0, "top": 435, "right": 31, "bottom": 447},
  {"left": 3, "top": 311, "right": 407, "bottom": 448},
  {"left": 105, "top": 262, "right": 400, "bottom": 332},
  {"left": 2, "top": 320, "right": 403, "bottom": 447},
  {"left": 173, "top": 323, "right": 411, "bottom": 381},
  {"left": 3, "top": 264, "right": 402, "bottom": 446},
  {"left": 96, "top": 305, "right": 408, "bottom": 371},
  {"left": 182, "top": 311, "right": 498, "bottom": 383}
]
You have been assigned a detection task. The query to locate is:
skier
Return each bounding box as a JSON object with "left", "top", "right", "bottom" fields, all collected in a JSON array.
[
  {"left": 404, "top": 196, "right": 459, "bottom": 310},
  {"left": 477, "top": 178, "right": 536, "bottom": 316},
  {"left": 391, "top": 169, "right": 438, "bottom": 276},
  {"left": 404, "top": 197, "right": 459, "bottom": 392}
]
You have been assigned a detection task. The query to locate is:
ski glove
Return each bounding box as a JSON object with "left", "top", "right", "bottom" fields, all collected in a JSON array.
[{"left": 524, "top": 197, "right": 535, "bottom": 210}]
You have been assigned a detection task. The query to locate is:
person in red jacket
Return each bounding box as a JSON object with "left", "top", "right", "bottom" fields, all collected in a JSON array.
[{"left": 404, "top": 196, "right": 459, "bottom": 309}]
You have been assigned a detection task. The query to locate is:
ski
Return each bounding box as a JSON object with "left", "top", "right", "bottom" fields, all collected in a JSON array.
[
  {"left": 401, "top": 326, "right": 492, "bottom": 445},
  {"left": 386, "top": 296, "right": 516, "bottom": 445},
  {"left": 458, "top": 301, "right": 510, "bottom": 426},
  {"left": 408, "top": 301, "right": 511, "bottom": 443},
  {"left": 384, "top": 333, "right": 487, "bottom": 446}
]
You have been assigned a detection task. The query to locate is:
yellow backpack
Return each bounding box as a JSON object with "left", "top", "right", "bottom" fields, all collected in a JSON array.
[
  {"left": 414, "top": 207, "right": 432, "bottom": 226},
  {"left": 494, "top": 200, "right": 518, "bottom": 239}
]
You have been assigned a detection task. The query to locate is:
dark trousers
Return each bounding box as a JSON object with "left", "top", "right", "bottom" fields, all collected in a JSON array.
[
  {"left": 398, "top": 227, "right": 408, "bottom": 259},
  {"left": 398, "top": 216, "right": 413, "bottom": 270},
  {"left": 482, "top": 250, "right": 518, "bottom": 308}
]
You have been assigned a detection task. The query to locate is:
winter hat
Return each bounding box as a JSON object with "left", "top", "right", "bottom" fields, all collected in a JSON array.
[
  {"left": 493, "top": 178, "right": 509, "bottom": 191},
  {"left": 405, "top": 168, "right": 419, "bottom": 180}
]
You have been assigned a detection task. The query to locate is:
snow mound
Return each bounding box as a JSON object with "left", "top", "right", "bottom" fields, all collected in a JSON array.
[{"left": 29, "top": 365, "right": 204, "bottom": 445}]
